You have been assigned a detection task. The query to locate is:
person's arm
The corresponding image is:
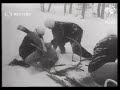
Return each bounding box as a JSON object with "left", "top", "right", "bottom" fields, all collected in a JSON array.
[{"left": 40, "top": 38, "right": 47, "bottom": 52}]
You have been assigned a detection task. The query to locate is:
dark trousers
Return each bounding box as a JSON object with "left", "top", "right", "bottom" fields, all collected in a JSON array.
[
  {"left": 52, "top": 31, "right": 92, "bottom": 58},
  {"left": 70, "top": 41, "right": 92, "bottom": 58},
  {"left": 52, "top": 40, "right": 66, "bottom": 53}
]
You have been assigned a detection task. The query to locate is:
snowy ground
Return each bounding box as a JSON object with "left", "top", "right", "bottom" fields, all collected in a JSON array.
[{"left": 2, "top": 3, "right": 117, "bottom": 87}]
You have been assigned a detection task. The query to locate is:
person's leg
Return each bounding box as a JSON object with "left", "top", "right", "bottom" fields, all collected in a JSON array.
[
  {"left": 51, "top": 39, "right": 58, "bottom": 50},
  {"left": 53, "top": 43, "right": 58, "bottom": 50},
  {"left": 69, "top": 29, "right": 92, "bottom": 58},
  {"left": 81, "top": 46, "right": 92, "bottom": 58},
  {"left": 25, "top": 50, "right": 42, "bottom": 68},
  {"left": 70, "top": 41, "right": 92, "bottom": 58},
  {"left": 59, "top": 43, "right": 66, "bottom": 54},
  {"left": 8, "top": 58, "right": 30, "bottom": 68}
]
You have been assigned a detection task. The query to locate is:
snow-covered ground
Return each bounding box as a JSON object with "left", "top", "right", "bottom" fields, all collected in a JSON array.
[{"left": 2, "top": 3, "right": 117, "bottom": 87}]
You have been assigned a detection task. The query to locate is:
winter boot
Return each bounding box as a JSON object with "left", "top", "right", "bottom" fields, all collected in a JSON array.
[{"left": 9, "top": 59, "right": 30, "bottom": 68}]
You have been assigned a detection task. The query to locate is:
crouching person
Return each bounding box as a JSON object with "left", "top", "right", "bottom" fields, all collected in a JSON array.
[
  {"left": 44, "top": 19, "right": 92, "bottom": 58},
  {"left": 9, "top": 25, "right": 58, "bottom": 69},
  {"left": 88, "top": 34, "right": 117, "bottom": 86}
]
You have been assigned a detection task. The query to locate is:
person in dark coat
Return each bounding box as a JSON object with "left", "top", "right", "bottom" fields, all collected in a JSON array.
[
  {"left": 61, "top": 34, "right": 117, "bottom": 87},
  {"left": 87, "top": 34, "right": 117, "bottom": 86},
  {"left": 9, "top": 26, "right": 47, "bottom": 68},
  {"left": 88, "top": 34, "right": 117, "bottom": 73},
  {"left": 44, "top": 19, "right": 92, "bottom": 58}
]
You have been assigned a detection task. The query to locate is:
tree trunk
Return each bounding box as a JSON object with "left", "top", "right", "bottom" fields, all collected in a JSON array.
[
  {"left": 43, "top": 3, "right": 44, "bottom": 12},
  {"left": 40, "top": 3, "right": 44, "bottom": 12},
  {"left": 82, "top": 3, "right": 86, "bottom": 19},
  {"left": 64, "top": 3, "right": 67, "bottom": 15},
  {"left": 101, "top": 3, "right": 106, "bottom": 19},
  {"left": 69, "top": 3, "right": 72, "bottom": 14},
  {"left": 97, "top": 3, "right": 101, "bottom": 17},
  {"left": 40, "top": 3, "right": 43, "bottom": 11},
  {"left": 114, "top": 3, "right": 117, "bottom": 14},
  {"left": 48, "top": 3, "right": 52, "bottom": 12}
]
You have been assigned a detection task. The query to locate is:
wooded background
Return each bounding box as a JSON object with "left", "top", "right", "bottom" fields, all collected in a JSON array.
[{"left": 40, "top": 3, "right": 117, "bottom": 19}]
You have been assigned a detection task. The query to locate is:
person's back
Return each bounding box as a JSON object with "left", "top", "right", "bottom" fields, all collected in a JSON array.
[
  {"left": 9, "top": 25, "right": 46, "bottom": 68},
  {"left": 88, "top": 34, "right": 117, "bottom": 86},
  {"left": 44, "top": 19, "right": 92, "bottom": 58},
  {"left": 88, "top": 34, "right": 117, "bottom": 73},
  {"left": 53, "top": 21, "right": 83, "bottom": 42},
  {"left": 19, "top": 34, "right": 39, "bottom": 60}
]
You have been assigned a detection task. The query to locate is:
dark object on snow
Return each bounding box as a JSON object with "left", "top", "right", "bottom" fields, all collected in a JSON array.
[
  {"left": 51, "top": 21, "right": 92, "bottom": 58},
  {"left": 8, "top": 59, "right": 30, "bottom": 68},
  {"left": 88, "top": 34, "right": 117, "bottom": 73}
]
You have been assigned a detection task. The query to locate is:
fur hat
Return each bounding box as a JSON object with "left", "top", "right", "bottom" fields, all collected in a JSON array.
[
  {"left": 34, "top": 26, "right": 45, "bottom": 35},
  {"left": 44, "top": 19, "right": 55, "bottom": 29}
]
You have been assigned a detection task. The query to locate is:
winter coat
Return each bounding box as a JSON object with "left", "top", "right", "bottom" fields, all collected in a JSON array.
[
  {"left": 51, "top": 21, "right": 83, "bottom": 46},
  {"left": 50, "top": 21, "right": 92, "bottom": 58},
  {"left": 90, "top": 62, "right": 117, "bottom": 86},
  {"left": 19, "top": 34, "right": 43, "bottom": 60},
  {"left": 88, "top": 34, "right": 117, "bottom": 73}
]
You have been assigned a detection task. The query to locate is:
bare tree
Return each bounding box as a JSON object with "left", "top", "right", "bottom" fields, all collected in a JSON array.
[
  {"left": 40, "top": 3, "right": 44, "bottom": 12},
  {"left": 43, "top": 3, "right": 44, "bottom": 12},
  {"left": 69, "top": 3, "right": 73, "bottom": 14},
  {"left": 64, "top": 3, "right": 67, "bottom": 15},
  {"left": 40, "top": 3, "right": 42, "bottom": 11},
  {"left": 48, "top": 3, "right": 52, "bottom": 12},
  {"left": 114, "top": 3, "right": 117, "bottom": 14},
  {"left": 82, "top": 3, "right": 86, "bottom": 19},
  {"left": 77, "top": 3, "right": 81, "bottom": 16},
  {"left": 101, "top": 3, "right": 106, "bottom": 19},
  {"left": 97, "top": 3, "right": 101, "bottom": 17},
  {"left": 114, "top": 3, "right": 117, "bottom": 9}
]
